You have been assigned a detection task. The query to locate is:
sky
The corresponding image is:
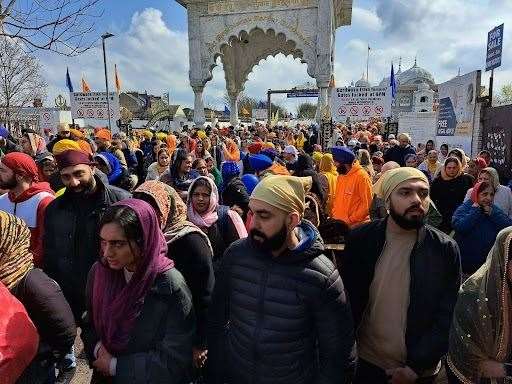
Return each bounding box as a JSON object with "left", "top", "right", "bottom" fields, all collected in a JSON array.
[{"left": 36, "top": 0, "right": 512, "bottom": 114}]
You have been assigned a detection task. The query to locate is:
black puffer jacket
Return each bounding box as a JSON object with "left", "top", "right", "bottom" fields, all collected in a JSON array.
[
  {"left": 208, "top": 221, "right": 354, "bottom": 384},
  {"left": 43, "top": 175, "right": 130, "bottom": 320},
  {"left": 342, "top": 218, "right": 461, "bottom": 376}
]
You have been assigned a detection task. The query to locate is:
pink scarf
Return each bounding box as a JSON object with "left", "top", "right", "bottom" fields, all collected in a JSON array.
[{"left": 187, "top": 176, "right": 219, "bottom": 228}]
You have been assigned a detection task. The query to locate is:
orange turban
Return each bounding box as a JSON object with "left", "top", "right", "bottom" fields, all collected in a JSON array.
[
  {"left": 166, "top": 134, "right": 177, "bottom": 153},
  {"left": 77, "top": 140, "right": 93, "bottom": 154},
  {"left": 95, "top": 129, "right": 112, "bottom": 141}
]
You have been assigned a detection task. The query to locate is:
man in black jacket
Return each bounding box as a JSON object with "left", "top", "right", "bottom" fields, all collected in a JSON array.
[
  {"left": 43, "top": 149, "right": 130, "bottom": 321},
  {"left": 208, "top": 175, "right": 354, "bottom": 384},
  {"left": 383, "top": 133, "right": 416, "bottom": 166},
  {"left": 342, "top": 167, "right": 461, "bottom": 384}
]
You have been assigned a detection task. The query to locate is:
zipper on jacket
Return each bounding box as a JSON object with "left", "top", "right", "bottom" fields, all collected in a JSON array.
[{"left": 252, "top": 264, "right": 270, "bottom": 384}]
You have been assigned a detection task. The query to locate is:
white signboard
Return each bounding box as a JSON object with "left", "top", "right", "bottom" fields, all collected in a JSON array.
[
  {"left": 39, "top": 109, "right": 58, "bottom": 133},
  {"left": 253, "top": 108, "right": 267, "bottom": 120},
  {"left": 70, "top": 92, "right": 120, "bottom": 121},
  {"left": 435, "top": 71, "right": 480, "bottom": 156},
  {"left": 331, "top": 86, "right": 391, "bottom": 123}
]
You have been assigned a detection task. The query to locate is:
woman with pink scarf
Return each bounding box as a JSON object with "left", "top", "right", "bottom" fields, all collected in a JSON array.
[
  {"left": 81, "top": 199, "right": 194, "bottom": 383},
  {"left": 187, "top": 176, "right": 247, "bottom": 268}
]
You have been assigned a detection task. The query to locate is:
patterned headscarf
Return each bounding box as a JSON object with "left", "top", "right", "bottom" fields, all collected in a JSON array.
[
  {"left": 26, "top": 133, "right": 46, "bottom": 157},
  {"left": 0, "top": 211, "right": 34, "bottom": 289}
]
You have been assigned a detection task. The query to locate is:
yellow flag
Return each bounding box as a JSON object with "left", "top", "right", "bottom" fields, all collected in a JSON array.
[
  {"left": 241, "top": 106, "right": 250, "bottom": 115},
  {"left": 114, "top": 64, "right": 121, "bottom": 94},
  {"left": 81, "top": 76, "right": 91, "bottom": 93}
]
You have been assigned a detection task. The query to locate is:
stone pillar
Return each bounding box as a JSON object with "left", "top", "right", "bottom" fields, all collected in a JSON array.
[
  {"left": 315, "top": 84, "right": 329, "bottom": 124},
  {"left": 228, "top": 91, "right": 239, "bottom": 126},
  {"left": 193, "top": 86, "right": 206, "bottom": 126}
]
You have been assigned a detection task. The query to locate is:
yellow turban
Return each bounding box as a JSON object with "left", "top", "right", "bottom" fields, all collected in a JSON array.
[
  {"left": 373, "top": 167, "right": 428, "bottom": 202},
  {"left": 251, "top": 175, "right": 312, "bottom": 215},
  {"left": 52, "top": 139, "right": 81, "bottom": 155},
  {"left": 197, "top": 130, "right": 207, "bottom": 140},
  {"left": 156, "top": 132, "right": 168, "bottom": 141},
  {"left": 312, "top": 151, "right": 323, "bottom": 164},
  {"left": 143, "top": 130, "right": 153, "bottom": 139}
]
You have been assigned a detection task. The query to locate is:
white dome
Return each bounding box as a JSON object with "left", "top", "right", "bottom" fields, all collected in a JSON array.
[
  {"left": 398, "top": 62, "right": 435, "bottom": 86},
  {"left": 355, "top": 76, "right": 371, "bottom": 87}
]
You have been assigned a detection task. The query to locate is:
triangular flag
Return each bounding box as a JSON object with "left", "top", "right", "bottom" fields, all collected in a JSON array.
[
  {"left": 224, "top": 105, "right": 230, "bottom": 115},
  {"left": 66, "top": 67, "right": 74, "bottom": 93},
  {"left": 81, "top": 75, "right": 91, "bottom": 93},
  {"left": 241, "top": 106, "right": 250, "bottom": 115},
  {"left": 114, "top": 64, "right": 121, "bottom": 94}
]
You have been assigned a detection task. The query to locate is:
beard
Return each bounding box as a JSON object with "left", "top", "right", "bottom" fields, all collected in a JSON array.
[
  {"left": 250, "top": 224, "right": 288, "bottom": 252},
  {"left": 337, "top": 164, "right": 349, "bottom": 175},
  {"left": 389, "top": 201, "right": 426, "bottom": 230},
  {"left": 0, "top": 174, "right": 18, "bottom": 190},
  {"left": 67, "top": 175, "right": 96, "bottom": 195}
]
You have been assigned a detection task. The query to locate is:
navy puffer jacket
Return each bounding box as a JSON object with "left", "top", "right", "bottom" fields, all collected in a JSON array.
[{"left": 208, "top": 221, "right": 354, "bottom": 384}]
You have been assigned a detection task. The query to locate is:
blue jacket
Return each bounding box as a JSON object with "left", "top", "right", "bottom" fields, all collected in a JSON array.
[
  {"left": 452, "top": 200, "right": 512, "bottom": 274},
  {"left": 98, "top": 151, "right": 122, "bottom": 184}
]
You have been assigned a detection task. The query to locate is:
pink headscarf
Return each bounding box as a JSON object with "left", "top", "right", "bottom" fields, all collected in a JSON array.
[
  {"left": 92, "top": 199, "right": 174, "bottom": 354},
  {"left": 187, "top": 176, "right": 219, "bottom": 228},
  {"left": 186, "top": 176, "right": 248, "bottom": 238}
]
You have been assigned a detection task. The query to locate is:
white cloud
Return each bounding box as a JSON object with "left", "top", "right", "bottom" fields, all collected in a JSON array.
[{"left": 352, "top": 7, "right": 382, "bottom": 32}]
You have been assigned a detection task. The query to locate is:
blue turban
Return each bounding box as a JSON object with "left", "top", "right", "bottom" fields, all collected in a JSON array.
[
  {"left": 331, "top": 146, "right": 355, "bottom": 165},
  {"left": 221, "top": 161, "right": 240, "bottom": 180},
  {"left": 241, "top": 174, "right": 259, "bottom": 194},
  {"left": 249, "top": 154, "right": 273, "bottom": 172}
]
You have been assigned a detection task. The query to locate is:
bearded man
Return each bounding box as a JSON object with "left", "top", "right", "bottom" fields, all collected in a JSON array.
[
  {"left": 208, "top": 175, "right": 354, "bottom": 384},
  {"left": 43, "top": 149, "right": 130, "bottom": 320},
  {"left": 342, "top": 167, "right": 461, "bottom": 384}
]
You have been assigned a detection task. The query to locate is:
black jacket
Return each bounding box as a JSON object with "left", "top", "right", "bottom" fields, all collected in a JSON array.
[
  {"left": 43, "top": 175, "right": 130, "bottom": 320},
  {"left": 430, "top": 174, "right": 474, "bottom": 233},
  {"left": 168, "top": 232, "right": 215, "bottom": 348},
  {"left": 208, "top": 221, "right": 354, "bottom": 384},
  {"left": 81, "top": 266, "right": 195, "bottom": 384},
  {"left": 342, "top": 219, "right": 461, "bottom": 375},
  {"left": 383, "top": 144, "right": 416, "bottom": 166},
  {"left": 11, "top": 268, "right": 76, "bottom": 354}
]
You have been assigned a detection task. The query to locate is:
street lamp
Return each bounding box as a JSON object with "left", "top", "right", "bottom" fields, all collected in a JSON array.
[{"left": 101, "top": 32, "right": 114, "bottom": 131}]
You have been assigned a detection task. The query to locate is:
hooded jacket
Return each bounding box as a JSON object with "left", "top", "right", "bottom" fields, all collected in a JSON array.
[
  {"left": 331, "top": 161, "right": 373, "bottom": 227},
  {"left": 0, "top": 182, "right": 54, "bottom": 267},
  {"left": 208, "top": 220, "right": 354, "bottom": 384}
]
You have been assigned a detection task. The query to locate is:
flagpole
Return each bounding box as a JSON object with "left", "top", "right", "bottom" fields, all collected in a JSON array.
[{"left": 366, "top": 44, "right": 370, "bottom": 82}]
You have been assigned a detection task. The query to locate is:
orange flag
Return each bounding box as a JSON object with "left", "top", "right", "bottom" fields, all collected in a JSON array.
[
  {"left": 114, "top": 64, "right": 121, "bottom": 94},
  {"left": 81, "top": 76, "right": 91, "bottom": 93}
]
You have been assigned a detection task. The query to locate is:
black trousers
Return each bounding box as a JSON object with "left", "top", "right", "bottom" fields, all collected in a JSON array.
[{"left": 353, "top": 359, "right": 437, "bottom": 384}]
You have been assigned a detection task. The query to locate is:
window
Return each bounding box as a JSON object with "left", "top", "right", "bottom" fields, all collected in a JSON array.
[{"left": 420, "top": 96, "right": 427, "bottom": 103}]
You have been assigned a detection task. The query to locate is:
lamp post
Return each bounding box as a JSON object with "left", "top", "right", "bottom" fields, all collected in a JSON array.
[{"left": 101, "top": 32, "right": 114, "bottom": 131}]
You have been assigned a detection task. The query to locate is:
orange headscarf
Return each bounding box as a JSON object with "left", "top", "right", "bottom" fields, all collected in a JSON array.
[
  {"left": 223, "top": 139, "right": 240, "bottom": 162},
  {"left": 166, "top": 134, "right": 177, "bottom": 154}
]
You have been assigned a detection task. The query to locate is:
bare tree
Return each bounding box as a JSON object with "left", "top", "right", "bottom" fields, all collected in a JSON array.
[
  {"left": 0, "top": 37, "right": 47, "bottom": 130},
  {"left": 0, "top": 0, "right": 102, "bottom": 56},
  {"left": 296, "top": 102, "right": 317, "bottom": 118}
]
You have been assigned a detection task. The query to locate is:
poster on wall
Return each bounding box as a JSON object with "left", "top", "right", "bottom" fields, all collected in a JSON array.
[
  {"left": 331, "top": 86, "right": 391, "bottom": 123},
  {"left": 435, "top": 70, "right": 480, "bottom": 156}
]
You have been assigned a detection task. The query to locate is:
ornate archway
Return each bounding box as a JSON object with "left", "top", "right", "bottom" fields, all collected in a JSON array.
[{"left": 177, "top": 0, "right": 353, "bottom": 125}]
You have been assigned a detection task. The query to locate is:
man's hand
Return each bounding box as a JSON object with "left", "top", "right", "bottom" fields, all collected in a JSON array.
[
  {"left": 93, "top": 345, "right": 114, "bottom": 376},
  {"left": 193, "top": 347, "right": 208, "bottom": 369},
  {"left": 482, "top": 205, "right": 493, "bottom": 215},
  {"left": 479, "top": 360, "right": 506, "bottom": 379},
  {"left": 385, "top": 366, "right": 418, "bottom": 384}
]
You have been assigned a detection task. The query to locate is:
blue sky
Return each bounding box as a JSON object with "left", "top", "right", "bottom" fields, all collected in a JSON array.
[{"left": 37, "top": 0, "right": 512, "bottom": 113}]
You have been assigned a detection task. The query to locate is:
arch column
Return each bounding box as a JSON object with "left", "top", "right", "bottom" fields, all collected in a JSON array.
[
  {"left": 228, "top": 90, "right": 240, "bottom": 126},
  {"left": 192, "top": 85, "right": 206, "bottom": 126}
]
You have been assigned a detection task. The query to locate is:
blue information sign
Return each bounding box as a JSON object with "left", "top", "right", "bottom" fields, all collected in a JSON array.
[{"left": 486, "top": 24, "right": 504, "bottom": 71}]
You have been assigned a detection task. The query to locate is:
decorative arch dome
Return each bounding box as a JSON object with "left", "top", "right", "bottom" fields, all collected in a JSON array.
[
  {"left": 398, "top": 60, "right": 435, "bottom": 86},
  {"left": 355, "top": 75, "right": 370, "bottom": 87}
]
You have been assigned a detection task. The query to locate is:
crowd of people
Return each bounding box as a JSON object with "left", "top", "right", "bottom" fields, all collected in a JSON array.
[{"left": 0, "top": 119, "right": 512, "bottom": 384}]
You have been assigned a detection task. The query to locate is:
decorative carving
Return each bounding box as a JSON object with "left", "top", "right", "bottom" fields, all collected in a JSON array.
[{"left": 207, "top": 0, "right": 317, "bottom": 15}]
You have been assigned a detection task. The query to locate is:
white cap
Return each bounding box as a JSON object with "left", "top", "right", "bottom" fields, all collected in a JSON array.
[
  {"left": 283, "top": 145, "right": 299, "bottom": 155},
  {"left": 348, "top": 139, "right": 359, "bottom": 147},
  {"left": 388, "top": 134, "right": 396, "bottom": 140}
]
